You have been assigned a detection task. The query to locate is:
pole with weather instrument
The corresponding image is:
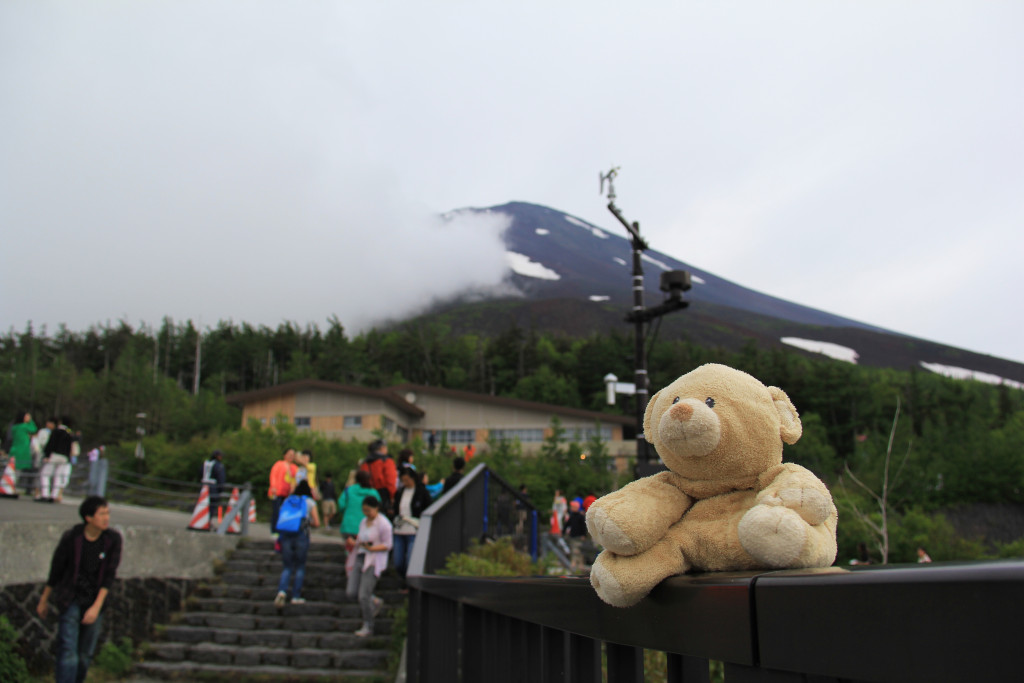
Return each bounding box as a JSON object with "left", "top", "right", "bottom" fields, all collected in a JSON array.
[{"left": 600, "top": 167, "right": 691, "bottom": 477}]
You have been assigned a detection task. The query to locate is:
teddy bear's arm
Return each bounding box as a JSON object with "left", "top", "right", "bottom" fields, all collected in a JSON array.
[
  {"left": 586, "top": 472, "right": 693, "bottom": 556},
  {"left": 755, "top": 463, "right": 834, "bottom": 526}
]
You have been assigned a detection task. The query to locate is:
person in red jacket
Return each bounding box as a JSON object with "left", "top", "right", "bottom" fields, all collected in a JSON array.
[{"left": 359, "top": 440, "right": 397, "bottom": 516}]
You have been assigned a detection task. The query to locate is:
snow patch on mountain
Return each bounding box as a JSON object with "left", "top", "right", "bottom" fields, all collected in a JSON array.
[
  {"left": 536, "top": 228, "right": 549, "bottom": 235},
  {"left": 613, "top": 257, "right": 627, "bottom": 266},
  {"left": 920, "top": 362, "right": 1023, "bottom": 390},
  {"left": 781, "top": 337, "right": 859, "bottom": 364},
  {"left": 642, "top": 254, "right": 671, "bottom": 271},
  {"left": 692, "top": 275, "right": 706, "bottom": 285},
  {"left": 565, "top": 215, "right": 610, "bottom": 239},
  {"left": 589, "top": 295, "right": 610, "bottom": 302},
  {"left": 506, "top": 252, "right": 560, "bottom": 280}
]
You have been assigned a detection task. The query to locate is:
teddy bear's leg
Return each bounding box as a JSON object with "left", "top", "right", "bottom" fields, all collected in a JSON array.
[
  {"left": 590, "top": 538, "right": 690, "bottom": 608},
  {"left": 738, "top": 504, "right": 826, "bottom": 568}
]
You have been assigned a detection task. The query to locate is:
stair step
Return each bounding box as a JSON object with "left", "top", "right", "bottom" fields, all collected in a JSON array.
[
  {"left": 195, "top": 584, "right": 406, "bottom": 604},
  {"left": 159, "top": 625, "right": 390, "bottom": 651},
  {"left": 177, "top": 612, "right": 394, "bottom": 633},
  {"left": 135, "top": 659, "right": 388, "bottom": 681},
  {"left": 190, "top": 597, "right": 369, "bottom": 618},
  {"left": 146, "top": 641, "right": 388, "bottom": 670},
  {"left": 219, "top": 571, "right": 403, "bottom": 590}
]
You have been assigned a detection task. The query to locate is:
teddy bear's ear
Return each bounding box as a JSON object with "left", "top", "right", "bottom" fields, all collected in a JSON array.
[
  {"left": 643, "top": 389, "right": 662, "bottom": 441},
  {"left": 768, "top": 386, "right": 802, "bottom": 445}
]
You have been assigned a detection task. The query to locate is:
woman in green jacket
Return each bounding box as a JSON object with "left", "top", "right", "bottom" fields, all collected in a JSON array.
[
  {"left": 339, "top": 470, "right": 380, "bottom": 546},
  {"left": 8, "top": 411, "right": 37, "bottom": 470}
]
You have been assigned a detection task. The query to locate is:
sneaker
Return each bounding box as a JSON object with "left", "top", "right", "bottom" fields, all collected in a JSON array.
[
  {"left": 371, "top": 596, "right": 384, "bottom": 618},
  {"left": 354, "top": 625, "right": 372, "bottom": 637},
  {"left": 290, "top": 597, "right": 306, "bottom": 605},
  {"left": 274, "top": 591, "right": 287, "bottom": 608}
]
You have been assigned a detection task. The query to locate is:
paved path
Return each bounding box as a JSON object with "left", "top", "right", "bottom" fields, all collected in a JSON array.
[{"left": 0, "top": 495, "right": 343, "bottom": 544}]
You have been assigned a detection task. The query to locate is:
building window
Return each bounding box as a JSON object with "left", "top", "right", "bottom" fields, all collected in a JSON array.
[
  {"left": 575, "top": 426, "right": 613, "bottom": 442},
  {"left": 490, "top": 428, "right": 544, "bottom": 443},
  {"left": 396, "top": 426, "right": 409, "bottom": 442},
  {"left": 294, "top": 416, "right": 311, "bottom": 428},
  {"left": 344, "top": 415, "right": 362, "bottom": 428},
  {"left": 445, "top": 429, "right": 475, "bottom": 443},
  {"left": 382, "top": 416, "right": 395, "bottom": 433}
]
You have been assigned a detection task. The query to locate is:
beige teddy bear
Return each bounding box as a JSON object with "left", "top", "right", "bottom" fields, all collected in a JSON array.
[{"left": 587, "top": 363, "right": 838, "bottom": 607}]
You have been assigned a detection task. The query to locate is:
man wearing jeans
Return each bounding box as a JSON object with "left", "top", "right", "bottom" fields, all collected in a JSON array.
[{"left": 37, "top": 496, "right": 122, "bottom": 683}]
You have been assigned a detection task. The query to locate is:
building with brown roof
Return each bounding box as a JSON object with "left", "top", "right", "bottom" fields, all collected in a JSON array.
[{"left": 226, "top": 380, "right": 635, "bottom": 458}]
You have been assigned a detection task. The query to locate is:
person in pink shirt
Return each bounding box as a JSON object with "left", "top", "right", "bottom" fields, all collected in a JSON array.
[{"left": 345, "top": 496, "right": 393, "bottom": 637}]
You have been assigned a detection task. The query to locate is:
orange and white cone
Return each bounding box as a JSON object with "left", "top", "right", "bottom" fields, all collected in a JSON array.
[
  {"left": 248, "top": 499, "right": 257, "bottom": 524},
  {"left": 226, "top": 487, "right": 242, "bottom": 534},
  {"left": 187, "top": 484, "right": 211, "bottom": 531},
  {"left": 0, "top": 460, "right": 18, "bottom": 499}
]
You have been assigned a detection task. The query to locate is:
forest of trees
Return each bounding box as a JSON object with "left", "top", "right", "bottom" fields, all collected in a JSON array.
[{"left": 2, "top": 317, "right": 1022, "bottom": 563}]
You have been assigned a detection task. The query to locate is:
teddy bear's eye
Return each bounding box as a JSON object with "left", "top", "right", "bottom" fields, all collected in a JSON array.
[
  {"left": 672, "top": 397, "right": 680, "bottom": 404},
  {"left": 705, "top": 397, "right": 715, "bottom": 408}
]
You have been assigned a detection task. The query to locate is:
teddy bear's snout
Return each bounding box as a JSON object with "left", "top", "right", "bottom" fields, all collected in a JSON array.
[{"left": 669, "top": 402, "right": 694, "bottom": 421}]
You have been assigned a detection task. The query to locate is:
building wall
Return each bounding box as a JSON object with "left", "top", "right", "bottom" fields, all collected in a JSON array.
[
  {"left": 241, "top": 394, "right": 296, "bottom": 426},
  {"left": 239, "top": 388, "right": 627, "bottom": 452}
]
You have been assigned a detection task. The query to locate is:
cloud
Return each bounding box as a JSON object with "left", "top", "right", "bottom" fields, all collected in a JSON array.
[{"left": 0, "top": 1, "right": 511, "bottom": 335}]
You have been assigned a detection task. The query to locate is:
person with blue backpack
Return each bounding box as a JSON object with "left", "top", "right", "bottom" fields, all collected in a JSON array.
[{"left": 274, "top": 480, "right": 320, "bottom": 607}]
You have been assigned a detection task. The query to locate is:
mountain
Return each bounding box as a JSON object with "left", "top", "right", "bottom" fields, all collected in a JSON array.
[{"left": 423, "top": 201, "right": 1024, "bottom": 386}]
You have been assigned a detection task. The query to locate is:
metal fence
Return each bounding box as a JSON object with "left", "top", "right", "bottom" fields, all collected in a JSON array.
[{"left": 405, "top": 464, "right": 1024, "bottom": 682}]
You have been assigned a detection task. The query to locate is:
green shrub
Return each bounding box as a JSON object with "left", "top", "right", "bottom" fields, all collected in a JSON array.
[
  {"left": 0, "top": 616, "right": 30, "bottom": 683},
  {"left": 438, "top": 537, "right": 552, "bottom": 577},
  {"left": 92, "top": 637, "right": 133, "bottom": 678}
]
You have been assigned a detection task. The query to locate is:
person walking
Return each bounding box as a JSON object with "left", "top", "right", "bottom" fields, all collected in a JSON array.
[
  {"left": 359, "top": 440, "right": 396, "bottom": 516},
  {"left": 393, "top": 467, "right": 432, "bottom": 581},
  {"left": 274, "top": 480, "right": 320, "bottom": 606},
  {"left": 551, "top": 489, "right": 568, "bottom": 535},
  {"left": 319, "top": 473, "right": 338, "bottom": 530},
  {"left": 268, "top": 448, "right": 297, "bottom": 535},
  {"left": 8, "top": 411, "right": 37, "bottom": 494},
  {"left": 562, "top": 499, "right": 588, "bottom": 572},
  {"left": 346, "top": 496, "right": 392, "bottom": 637},
  {"left": 41, "top": 417, "right": 77, "bottom": 502},
  {"left": 440, "top": 457, "right": 466, "bottom": 496},
  {"left": 201, "top": 450, "right": 226, "bottom": 525},
  {"left": 339, "top": 470, "right": 380, "bottom": 549},
  {"left": 36, "top": 496, "right": 122, "bottom": 683}
]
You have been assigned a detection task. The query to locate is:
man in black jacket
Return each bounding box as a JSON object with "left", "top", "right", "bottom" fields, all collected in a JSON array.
[{"left": 37, "top": 495, "right": 122, "bottom": 683}]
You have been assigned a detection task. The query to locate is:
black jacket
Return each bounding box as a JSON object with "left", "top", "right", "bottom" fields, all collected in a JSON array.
[
  {"left": 46, "top": 523, "right": 123, "bottom": 611},
  {"left": 44, "top": 425, "right": 76, "bottom": 457},
  {"left": 395, "top": 483, "right": 433, "bottom": 519}
]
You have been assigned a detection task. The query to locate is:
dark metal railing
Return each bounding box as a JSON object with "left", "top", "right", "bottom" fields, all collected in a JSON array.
[{"left": 405, "top": 464, "right": 1024, "bottom": 682}]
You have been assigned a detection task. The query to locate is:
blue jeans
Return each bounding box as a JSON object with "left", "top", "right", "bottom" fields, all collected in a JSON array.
[
  {"left": 393, "top": 533, "right": 415, "bottom": 578},
  {"left": 56, "top": 602, "right": 103, "bottom": 683},
  {"left": 277, "top": 532, "right": 310, "bottom": 598}
]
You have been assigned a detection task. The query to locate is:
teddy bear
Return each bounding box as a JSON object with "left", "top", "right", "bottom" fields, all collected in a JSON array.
[{"left": 586, "top": 363, "right": 838, "bottom": 607}]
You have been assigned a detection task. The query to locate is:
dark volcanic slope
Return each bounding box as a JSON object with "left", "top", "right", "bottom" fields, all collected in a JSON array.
[{"left": 422, "top": 202, "right": 1024, "bottom": 384}]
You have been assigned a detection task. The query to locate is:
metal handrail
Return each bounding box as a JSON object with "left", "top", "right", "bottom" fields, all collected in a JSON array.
[{"left": 404, "top": 461, "right": 1024, "bottom": 682}]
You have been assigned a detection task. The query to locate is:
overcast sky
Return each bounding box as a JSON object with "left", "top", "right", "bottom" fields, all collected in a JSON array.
[{"left": 2, "top": 1, "right": 1021, "bottom": 364}]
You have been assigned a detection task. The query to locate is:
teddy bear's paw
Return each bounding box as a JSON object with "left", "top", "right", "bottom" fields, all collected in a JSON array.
[
  {"left": 586, "top": 505, "right": 640, "bottom": 555},
  {"left": 590, "top": 552, "right": 645, "bottom": 608},
  {"left": 738, "top": 505, "right": 808, "bottom": 568},
  {"left": 774, "top": 487, "right": 832, "bottom": 526}
]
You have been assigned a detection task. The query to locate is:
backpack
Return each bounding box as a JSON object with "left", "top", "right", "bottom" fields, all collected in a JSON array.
[{"left": 276, "top": 495, "right": 309, "bottom": 533}]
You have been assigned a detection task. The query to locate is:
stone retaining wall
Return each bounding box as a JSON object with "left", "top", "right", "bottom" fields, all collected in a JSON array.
[{"left": 1, "top": 576, "right": 199, "bottom": 672}]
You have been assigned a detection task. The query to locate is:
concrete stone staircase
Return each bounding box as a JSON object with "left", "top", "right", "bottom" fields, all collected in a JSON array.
[{"left": 135, "top": 539, "right": 400, "bottom": 681}]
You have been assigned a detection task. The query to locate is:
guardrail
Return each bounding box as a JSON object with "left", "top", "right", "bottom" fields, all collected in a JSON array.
[{"left": 405, "top": 464, "right": 1024, "bottom": 682}]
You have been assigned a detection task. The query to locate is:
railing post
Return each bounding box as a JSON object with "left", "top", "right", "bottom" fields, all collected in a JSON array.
[
  {"left": 482, "top": 469, "right": 490, "bottom": 536},
  {"left": 567, "top": 634, "right": 601, "bottom": 683},
  {"left": 607, "top": 642, "right": 644, "bottom": 683},
  {"left": 530, "top": 508, "right": 538, "bottom": 562},
  {"left": 666, "top": 653, "right": 710, "bottom": 683}
]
